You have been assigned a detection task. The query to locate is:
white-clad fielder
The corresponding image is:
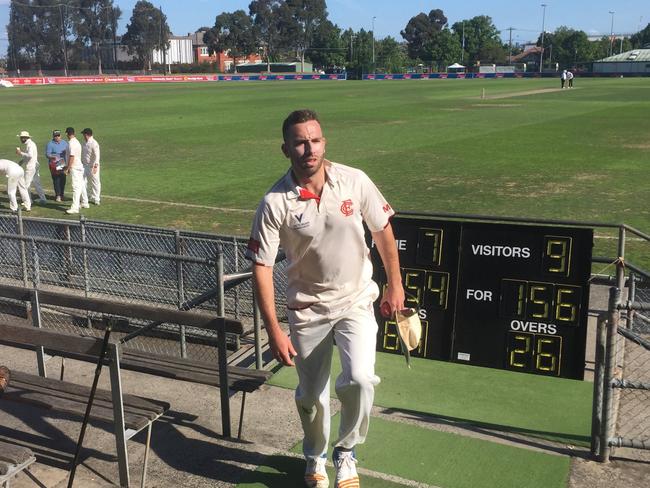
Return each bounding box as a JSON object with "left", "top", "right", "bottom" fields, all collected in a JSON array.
[
  {"left": 246, "top": 109, "right": 404, "bottom": 488},
  {"left": 81, "top": 128, "right": 101, "bottom": 205},
  {"left": 64, "top": 127, "right": 87, "bottom": 214},
  {"left": 15, "top": 130, "right": 46, "bottom": 204},
  {"left": 0, "top": 159, "right": 31, "bottom": 212}
]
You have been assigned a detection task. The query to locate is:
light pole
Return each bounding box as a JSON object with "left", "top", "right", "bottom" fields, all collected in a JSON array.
[
  {"left": 461, "top": 21, "right": 465, "bottom": 63},
  {"left": 539, "top": 3, "right": 547, "bottom": 73},
  {"left": 372, "top": 16, "right": 376, "bottom": 73},
  {"left": 608, "top": 11, "right": 615, "bottom": 57}
]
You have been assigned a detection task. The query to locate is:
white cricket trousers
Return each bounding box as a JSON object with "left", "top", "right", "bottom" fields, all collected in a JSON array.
[
  {"left": 6, "top": 168, "right": 31, "bottom": 211},
  {"left": 69, "top": 167, "right": 87, "bottom": 211},
  {"left": 24, "top": 163, "right": 46, "bottom": 201},
  {"left": 83, "top": 163, "right": 101, "bottom": 204},
  {"left": 289, "top": 288, "right": 380, "bottom": 459}
]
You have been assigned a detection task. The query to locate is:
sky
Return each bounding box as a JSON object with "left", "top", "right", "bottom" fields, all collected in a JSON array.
[{"left": 1, "top": 0, "right": 648, "bottom": 55}]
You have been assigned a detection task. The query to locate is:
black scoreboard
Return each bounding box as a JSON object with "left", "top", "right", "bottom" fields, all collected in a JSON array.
[{"left": 369, "top": 215, "right": 593, "bottom": 380}]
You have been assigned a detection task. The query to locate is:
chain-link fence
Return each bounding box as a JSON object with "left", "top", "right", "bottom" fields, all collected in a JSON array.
[
  {"left": 614, "top": 276, "right": 650, "bottom": 450},
  {"left": 592, "top": 269, "right": 650, "bottom": 462},
  {"left": 0, "top": 210, "right": 289, "bottom": 365}
]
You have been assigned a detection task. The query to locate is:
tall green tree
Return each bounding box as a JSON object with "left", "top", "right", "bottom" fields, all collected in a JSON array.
[
  {"left": 6, "top": 0, "right": 72, "bottom": 73},
  {"left": 451, "top": 15, "right": 503, "bottom": 65},
  {"left": 249, "top": 0, "right": 284, "bottom": 70},
  {"left": 204, "top": 10, "right": 256, "bottom": 73},
  {"left": 307, "top": 20, "right": 344, "bottom": 69},
  {"left": 76, "top": 0, "right": 122, "bottom": 74},
  {"left": 122, "top": 0, "right": 170, "bottom": 72},
  {"left": 630, "top": 23, "right": 650, "bottom": 48},
  {"left": 375, "top": 36, "right": 409, "bottom": 73},
  {"left": 401, "top": 9, "right": 447, "bottom": 61},
  {"left": 285, "top": 0, "right": 329, "bottom": 71}
]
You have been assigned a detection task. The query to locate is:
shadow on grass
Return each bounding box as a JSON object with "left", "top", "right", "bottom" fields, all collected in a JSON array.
[
  {"left": 381, "top": 406, "right": 592, "bottom": 453},
  {"left": 237, "top": 454, "right": 304, "bottom": 487}
]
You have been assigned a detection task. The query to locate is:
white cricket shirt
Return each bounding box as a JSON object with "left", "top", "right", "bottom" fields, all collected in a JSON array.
[
  {"left": 67, "top": 137, "right": 83, "bottom": 171},
  {"left": 246, "top": 161, "right": 394, "bottom": 310},
  {"left": 0, "top": 159, "right": 23, "bottom": 177}
]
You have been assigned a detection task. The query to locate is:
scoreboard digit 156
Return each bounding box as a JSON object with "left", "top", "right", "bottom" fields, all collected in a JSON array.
[{"left": 369, "top": 215, "right": 593, "bottom": 380}]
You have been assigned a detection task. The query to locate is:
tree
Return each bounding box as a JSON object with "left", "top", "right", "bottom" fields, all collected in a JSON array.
[
  {"left": 204, "top": 10, "right": 256, "bottom": 73},
  {"left": 6, "top": 0, "right": 72, "bottom": 73},
  {"left": 401, "top": 9, "right": 448, "bottom": 61},
  {"left": 307, "top": 20, "right": 345, "bottom": 69},
  {"left": 76, "top": 0, "right": 121, "bottom": 74},
  {"left": 631, "top": 23, "right": 650, "bottom": 49},
  {"left": 430, "top": 29, "right": 463, "bottom": 70},
  {"left": 122, "top": 0, "right": 171, "bottom": 72},
  {"left": 249, "top": 0, "right": 284, "bottom": 71},
  {"left": 451, "top": 15, "right": 502, "bottom": 65},
  {"left": 375, "top": 36, "right": 409, "bottom": 73},
  {"left": 285, "top": 0, "right": 329, "bottom": 71}
]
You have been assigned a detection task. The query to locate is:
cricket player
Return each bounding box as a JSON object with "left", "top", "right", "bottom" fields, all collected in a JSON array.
[
  {"left": 81, "top": 128, "right": 101, "bottom": 205},
  {"left": 246, "top": 109, "right": 404, "bottom": 488},
  {"left": 16, "top": 131, "right": 47, "bottom": 204},
  {"left": 64, "top": 127, "right": 87, "bottom": 214},
  {"left": 0, "top": 159, "right": 31, "bottom": 212}
]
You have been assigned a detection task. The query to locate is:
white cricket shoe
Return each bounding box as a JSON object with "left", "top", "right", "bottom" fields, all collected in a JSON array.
[
  {"left": 333, "top": 449, "right": 359, "bottom": 488},
  {"left": 81, "top": 203, "right": 90, "bottom": 209},
  {"left": 66, "top": 208, "right": 79, "bottom": 214},
  {"left": 304, "top": 456, "right": 328, "bottom": 488}
]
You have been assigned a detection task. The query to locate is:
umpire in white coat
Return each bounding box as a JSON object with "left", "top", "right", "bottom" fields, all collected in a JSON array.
[{"left": 15, "top": 131, "right": 46, "bottom": 204}]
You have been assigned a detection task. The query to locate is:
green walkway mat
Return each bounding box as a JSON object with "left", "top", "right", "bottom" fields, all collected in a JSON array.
[
  {"left": 269, "top": 351, "right": 592, "bottom": 446},
  {"left": 239, "top": 414, "right": 570, "bottom": 488}
]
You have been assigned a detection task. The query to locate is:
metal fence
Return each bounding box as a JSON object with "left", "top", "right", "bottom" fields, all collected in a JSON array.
[
  {"left": 592, "top": 270, "right": 650, "bottom": 462},
  {"left": 0, "top": 210, "right": 289, "bottom": 365}
]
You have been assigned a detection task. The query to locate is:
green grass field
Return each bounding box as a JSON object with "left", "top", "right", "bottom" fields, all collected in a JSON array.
[{"left": 1, "top": 78, "right": 648, "bottom": 244}]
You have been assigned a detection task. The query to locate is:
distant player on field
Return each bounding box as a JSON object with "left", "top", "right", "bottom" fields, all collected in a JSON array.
[
  {"left": 561, "top": 70, "right": 567, "bottom": 89},
  {"left": 567, "top": 70, "right": 574, "bottom": 88},
  {"left": 246, "top": 109, "right": 404, "bottom": 488}
]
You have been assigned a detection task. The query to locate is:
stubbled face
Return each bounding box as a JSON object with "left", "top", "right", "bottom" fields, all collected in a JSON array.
[
  {"left": 20, "top": 137, "right": 28, "bottom": 144},
  {"left": 282, "top": 120, "right": 327, "bottom": 181}
]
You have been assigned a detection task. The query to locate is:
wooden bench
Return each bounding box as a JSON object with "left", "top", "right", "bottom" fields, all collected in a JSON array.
[
  {"left": 0, "top": 437, "right": 37, "bottom": 488},
  {"left": 0, "top": 282, "right": 273, "bottom": 438},
  {"left": 0, "top": 321, "right": 169, "bottom": 488}
]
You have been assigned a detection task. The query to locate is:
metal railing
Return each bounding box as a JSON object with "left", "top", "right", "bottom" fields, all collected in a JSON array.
[{"left": 0, "top": 210, "right": 288, "bottom": 367}]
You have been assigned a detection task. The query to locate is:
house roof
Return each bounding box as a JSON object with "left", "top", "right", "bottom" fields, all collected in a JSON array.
[
  {"left": 596, "top": 48, "right": 650, "bottom": 62},
  {"left": 511, "top": 46, "right": 543, "bottom": 62}
]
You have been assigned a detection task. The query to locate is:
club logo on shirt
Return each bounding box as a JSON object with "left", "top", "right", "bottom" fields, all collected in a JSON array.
[
  {"left": 383, "top": 203, "right": 392, "bottom": 213},
  {"left": 340, "top": 199, "right": 354, "bottom": 217},
  {"left": 291, "top": 213, "right": 310, "bottom": 229}
]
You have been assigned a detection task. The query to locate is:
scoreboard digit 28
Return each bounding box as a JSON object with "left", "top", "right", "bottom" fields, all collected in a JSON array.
[{"left": 369, "top": 215, "right": 593, "bottom": 380}]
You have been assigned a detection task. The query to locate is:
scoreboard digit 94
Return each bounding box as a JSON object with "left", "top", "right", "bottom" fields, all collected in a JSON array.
[{"left": 369, "top": 215, "right": 593, "bottom": 380}]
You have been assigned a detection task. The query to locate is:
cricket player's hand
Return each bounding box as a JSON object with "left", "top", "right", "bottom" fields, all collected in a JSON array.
[
  {"left": 92, "top": 165, "right": 98, "bottom": 175},
  {"left": 268, "top": 328, "right": 297, "bottom": 367},
  {"left": 380, "top": 283, "right": 405, "bottom": 319},
  {"left": 15, "top": 147, "right": 21, "bottom": 155}
]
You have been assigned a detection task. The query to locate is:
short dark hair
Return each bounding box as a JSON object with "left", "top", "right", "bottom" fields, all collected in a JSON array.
[
  {"left": 282, "top": 109, "right": 320, "bottom": 140},
  {"left": 65, "top": 127, "right": 75, "bottom": 135},
  {"left": 81, "top": 128, "right": 93, "bottom": 136}
]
